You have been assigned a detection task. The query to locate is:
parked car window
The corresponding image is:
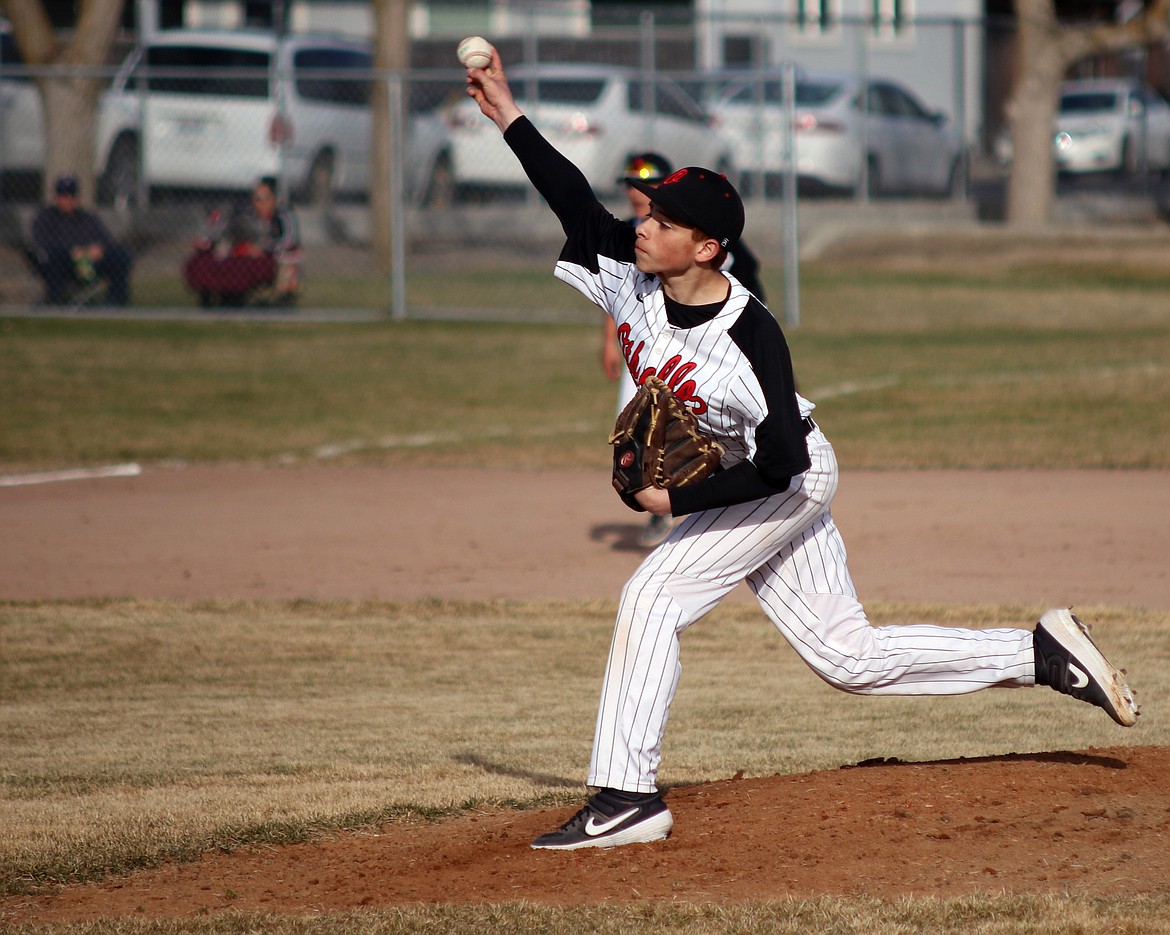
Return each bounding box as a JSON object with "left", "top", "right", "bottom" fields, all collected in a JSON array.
[
  {"left": 1059, "top": 92, "right": 1119, "bottom": 113},
  {"left": 654, "top": 81, "right": 706, "bottom": 124},
  {"left": 627, "top": 80, "right": 646, "bottom": 114},
  {"left": 294, "top": 47, "right": 371, "bottom": 107},
  {"left": 1, "top": 31, "right": 31, "bottom": 81},
  {"left": 864, "top": 84, "right": 887, "bottom": 115},
  {"left": 723, "top": 80, "right": 782, "bottom": 106},
  {"left": 795, "top": 80, "right": 842, "bottom": 107},
  {"left": 143, "top": 45, "right": 270, "bottom": 98},
  {"left": 514, "top": 79, "right": 605, "bottom": 106},
  {"left": 882, "top": 85, "right": 931, "bottom": 120}
]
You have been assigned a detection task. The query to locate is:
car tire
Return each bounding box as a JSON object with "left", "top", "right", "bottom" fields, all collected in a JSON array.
[
  {"left": 422, "top": 151, "right": 455, "bottom": 208},
  {"left": 302, "top": 150, "right": 336, "bottom": 207},
  {"left": 942, "top": 155, "right": 966, "bottom": 198},
  {"left": 98, "top": 135, "right": 141, "bottom": 211},
  {"left": 1116, "top": 137, "right": 1137, "bottom": 177},
  {"left": 864, "top": 155, "right": 881, "bottom": 197}
]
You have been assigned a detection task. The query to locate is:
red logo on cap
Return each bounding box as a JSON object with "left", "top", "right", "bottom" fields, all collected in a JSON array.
[{"left": 661, "top": 168, "right": 688, "bottom": 185}]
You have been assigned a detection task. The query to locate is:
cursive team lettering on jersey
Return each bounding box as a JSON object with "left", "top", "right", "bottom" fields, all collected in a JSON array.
[{"left": 616, "top": 322, "right": 708, "bottom": 415}]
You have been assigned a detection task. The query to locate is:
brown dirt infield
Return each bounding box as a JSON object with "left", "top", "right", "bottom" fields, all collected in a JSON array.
[{"left": 1, "top": 466, "right": 1167, "bottom": 922}]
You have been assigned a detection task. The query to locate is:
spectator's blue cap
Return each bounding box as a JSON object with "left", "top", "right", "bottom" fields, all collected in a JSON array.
[{"left": 54, "top": 174, "right": 79, "bottom": 196}]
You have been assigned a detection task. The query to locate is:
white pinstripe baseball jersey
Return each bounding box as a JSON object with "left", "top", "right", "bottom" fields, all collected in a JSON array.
[
  {"left": 501, "top": 115, "right": 1039, "bottom": 796},
  {"left": 551, "top": 200, "right": 812, "bottom": 513},
  {"left": 560, "top": 256, "right": 811, "bottom": 471}
]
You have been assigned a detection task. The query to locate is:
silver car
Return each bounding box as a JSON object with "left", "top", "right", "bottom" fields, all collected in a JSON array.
[
  {"left": 993, "top": 79, "right": 1170, "bottom": 176},
  {"left": 0, "top": 23, "right": 43, "bottom": 182},
  {"left": 445, "top": 64, "right": 736, "bottom": 196},
  {"left": 1052, "top": 79, "right": 1170, "bottom": 175},
  {"left": 709, "top": 70, "right": 966, "bottom": 196}
]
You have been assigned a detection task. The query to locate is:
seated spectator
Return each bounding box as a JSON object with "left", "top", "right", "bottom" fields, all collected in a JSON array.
[
  {"left": 183, "top": 176, "right": 303, "bottom": 307},
  {"left": 30, "top": 174, "right": 133, "bottom": 307}
]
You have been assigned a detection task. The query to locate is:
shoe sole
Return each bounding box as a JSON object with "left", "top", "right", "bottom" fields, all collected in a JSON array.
[
  {"left": 531, "top": 808, "right": 674, "bottom": 850},
  {"left": 637, "top": 523, "right": 676, "bottom": 549},
  {"left": 1039, "top": 608, "right": 1138, "bottom": 727}
]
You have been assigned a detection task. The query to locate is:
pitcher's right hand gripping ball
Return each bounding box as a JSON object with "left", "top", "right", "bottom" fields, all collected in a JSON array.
[{"left": 610, "top": 376, "right": 725, "bottom": 511}]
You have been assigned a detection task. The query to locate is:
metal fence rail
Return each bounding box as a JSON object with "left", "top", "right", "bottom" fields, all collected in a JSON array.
[{"left": 2, "top": 15, "right": 999, "bottom": 315}]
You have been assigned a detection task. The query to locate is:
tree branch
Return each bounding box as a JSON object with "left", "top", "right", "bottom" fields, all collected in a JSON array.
[
  {"left": 2, "top": 0, "right": 57, "bottom": 64},
  {"left": 1059, "top": 0, "right": 1170, "bottom": 66}
]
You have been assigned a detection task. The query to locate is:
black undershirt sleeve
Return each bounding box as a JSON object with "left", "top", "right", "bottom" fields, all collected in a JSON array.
[{"left": 669, "top": 460, "right": 792, "bottom": 515}]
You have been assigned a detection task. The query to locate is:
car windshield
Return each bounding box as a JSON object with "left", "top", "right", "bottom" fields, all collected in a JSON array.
[
  {"left": 721, "top": 78, "right": 842, "bottom": 106},
  {"left": 511, "top": 78, "right": 606, "bottom": 106},
  {"left": 723, "top": 80, "right": 785, "bottom": 105},
  {"left": 2, "top": 31, "right": 26, "bottom": 66},
  {"left": 294, "top": 47, "right": 371, "bottom": 106},
  {"left": 1060, "top": 92, "right": 1120, "bottom": 114},
  {"left": 143, "top": 45, "right": 270, "bottom": 97},
  {"left": 796, "top": 81, "right": 844, "bottom": 106}
]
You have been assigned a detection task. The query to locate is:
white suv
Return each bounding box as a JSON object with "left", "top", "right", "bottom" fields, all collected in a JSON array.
[
  {"left": 0, "top": 22, "right": 43, "bottom": 183},
  {"left": 95, "top": 30, "right": 454, "bottom": 206}
]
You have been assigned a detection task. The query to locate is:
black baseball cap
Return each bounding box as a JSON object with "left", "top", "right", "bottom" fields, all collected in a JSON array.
[
  {"left": 54, "top": 174, "right": 79, "bottom": 196},
  {"left": 620, "top": 151, "right": 673, "bottom": 185},
  {"left": 628, "top": 167, "right": 744, "bottom": 249}
]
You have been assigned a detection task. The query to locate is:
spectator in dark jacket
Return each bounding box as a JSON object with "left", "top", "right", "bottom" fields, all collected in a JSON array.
[{"left": 30, "top": 174, "right": 132, "bottom": 306}]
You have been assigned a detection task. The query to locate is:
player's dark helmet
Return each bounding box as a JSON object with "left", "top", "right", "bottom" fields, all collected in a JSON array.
[{"left": 621, "top": 152, "right": 673, "bottom": 185}]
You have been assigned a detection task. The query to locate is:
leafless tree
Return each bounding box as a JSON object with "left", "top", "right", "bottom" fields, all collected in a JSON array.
[
  {"left": 1, "top": 0, "right": 124, "bottom": 204},
  {"left": 1007, "top": 0, "right": 1170, "bottom": 223}
]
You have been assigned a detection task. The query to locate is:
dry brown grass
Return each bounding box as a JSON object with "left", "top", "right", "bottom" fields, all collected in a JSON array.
[{"left": 3, "top": 599, "right": 1166, "bottom": 898}]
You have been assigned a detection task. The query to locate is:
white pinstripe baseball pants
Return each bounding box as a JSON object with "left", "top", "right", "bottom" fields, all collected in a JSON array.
[{"left": 587, "top": 426, "right": 1037, "bottom": 793}]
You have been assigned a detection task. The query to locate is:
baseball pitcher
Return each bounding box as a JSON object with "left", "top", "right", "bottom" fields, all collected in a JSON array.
[{"left": 463, "top": 43, "right": 1139, "bottom": 852}]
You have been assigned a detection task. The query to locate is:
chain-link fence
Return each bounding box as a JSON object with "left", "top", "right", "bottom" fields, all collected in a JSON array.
[{"left": 2, "top": 13, "right": 998, "bottom": 316}]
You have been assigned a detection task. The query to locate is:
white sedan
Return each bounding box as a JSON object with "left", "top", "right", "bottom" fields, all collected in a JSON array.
[
  {"left": 1052, "top": 79, "right": 1170, "bottom": 175},
  {"left": 445, "top": 64, "right": 736, "bottom": 196},
  {"left": 708, "top": 70, "right": 966, "bottom": 196}
]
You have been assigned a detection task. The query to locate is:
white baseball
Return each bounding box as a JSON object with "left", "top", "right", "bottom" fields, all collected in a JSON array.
[{"left": 457, "top": 36, "right": 493, "bottom": 70}]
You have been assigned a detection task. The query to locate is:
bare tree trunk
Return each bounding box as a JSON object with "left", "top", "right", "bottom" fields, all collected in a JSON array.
[
  {"left": 370, "top": 0, "right": 410, "bottom": 274},
  {"left": 3, "top": 0, "right": 123, "bottom": 204},
  {"left": 1005, "top": 0, "right": 1064, "bottom": 225},
  {"left": 1006, "top": 0, "right": 1170, "bottom": 225},
  {"left": 38, "top": 78, "right": 101, "bottom": 202}
]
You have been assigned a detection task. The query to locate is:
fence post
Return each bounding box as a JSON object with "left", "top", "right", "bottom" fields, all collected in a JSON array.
[
  {"left": 781, "top": 60, "right": 800, "bottom": 328},
  {"left": 135, "top": 70, "right": 149, "bottom": 208},
  {"left": 854, "top": 19, "right": 870, "bottom": 203},
  {"left": 952, "top": 18, "right": 969, "bottom": 201},
  {"left": 523, "top": 17, "right": 539, "bottom": 207},
  {"left": 640, "top": 10, "right": 657, "bottom": 151},
  {"left": 273, "top": 53, "right": 289, "bottom": 205},
  {"left": 387, "top": 70, "right": 407, "bottom": 320}
]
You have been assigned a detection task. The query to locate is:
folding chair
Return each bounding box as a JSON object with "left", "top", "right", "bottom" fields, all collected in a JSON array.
[{"left": 23, "top": 242, "right": 108, "bottom": 310}]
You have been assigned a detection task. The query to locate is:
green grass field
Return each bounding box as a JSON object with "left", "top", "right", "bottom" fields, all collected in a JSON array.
[
  {"left": 3, "top": 257, "right": 1168, "bottom": 473},
  {"left": 2, "top": 255, "right": 1169, "bottom": 933}
]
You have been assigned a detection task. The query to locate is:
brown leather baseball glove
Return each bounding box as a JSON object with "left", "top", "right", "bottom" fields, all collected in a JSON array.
[{"left": 609, "top": 375, "right": 724, "bottom": 511}]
